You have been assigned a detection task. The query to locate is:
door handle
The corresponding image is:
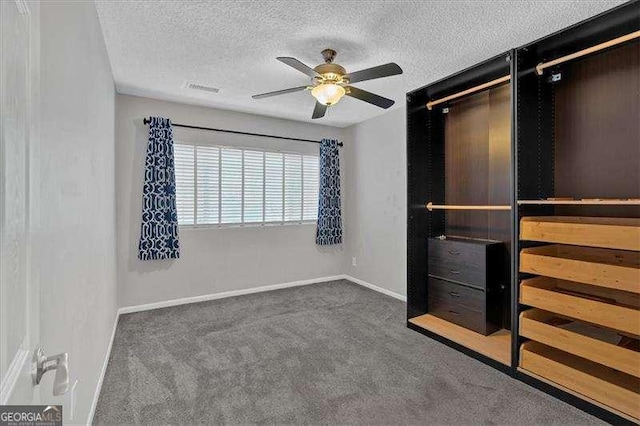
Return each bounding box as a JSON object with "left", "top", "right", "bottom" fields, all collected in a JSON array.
[
  {"left": 449, "top": 269, "right": 460, "bottom": 275},
  {"left": 448, "top": 250, "right": 460, "bottom": 255},
  {"left": 33, "top": 347, "right": 69, "bottom": 396},
  {"left": 449, "top": 291, "right": 460, "bottom": 297},
  {"left": 448, "top": 310, "right": 460, "bottom": 315}
]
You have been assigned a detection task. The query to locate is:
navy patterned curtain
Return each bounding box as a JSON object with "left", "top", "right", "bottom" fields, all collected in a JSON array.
[
  {"left": 316, "top": 138, "right": 343, "bottom": 245},
  {"left": 138, "top": 117, "right": 180, "bottom": 260}
]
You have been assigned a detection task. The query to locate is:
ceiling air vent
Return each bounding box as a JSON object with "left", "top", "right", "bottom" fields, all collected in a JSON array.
[{"left": 184, "top": 81, "right": 220, "bottom": 94}]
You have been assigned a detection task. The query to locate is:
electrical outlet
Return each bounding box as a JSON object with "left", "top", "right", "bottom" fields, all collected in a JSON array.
[{"left": 352, "top": 257, "right": 357, "bottom": 267}]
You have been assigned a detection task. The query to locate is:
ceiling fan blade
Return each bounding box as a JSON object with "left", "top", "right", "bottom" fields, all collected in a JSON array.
[
  {"left": 312, "top": 101, "right": 327, "bottom": 119},
  {"left": 346, "top": 86, "right": 395, "bottom": 109},
  {"left": 277, "top": 57, "right": 320, "bottom": 78},
  {"left": 345, "top": 63, "right": 402, "bottom": 84},
  {"left": 252, "top": 85, "right": 308, "bottom": 99}
]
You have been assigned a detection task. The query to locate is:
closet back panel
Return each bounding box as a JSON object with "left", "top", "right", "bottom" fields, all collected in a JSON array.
[
  {"left": 445, "top": 83, "right": 511, "bottom": 241},
  {"left": 554, "top": 40, "right": 640, "bottom": 216},
  {"left": 444, "top": 83, "right": 512, "bottom": 329}
]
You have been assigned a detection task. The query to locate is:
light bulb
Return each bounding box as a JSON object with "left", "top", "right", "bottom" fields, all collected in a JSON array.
[{"left": 311, "top": 83, "right": 346, "bottom": 106}]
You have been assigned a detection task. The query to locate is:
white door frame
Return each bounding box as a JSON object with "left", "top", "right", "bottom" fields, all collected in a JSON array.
[{"left": 0, "top": 0, "right": 40, "bottom": 405}]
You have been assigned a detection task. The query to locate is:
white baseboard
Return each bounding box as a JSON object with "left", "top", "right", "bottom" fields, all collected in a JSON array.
[
  {"left": 86, "top": 311, "right": 119, "bottom": 425},
  {"left": 117, "top": 275, "right": 405, "bottom": 315},
  {"left": 342, "top": 275, "right": 407, "bottom": 302},
  {"left": 118, "top": 275, "right": 345, "bottom": 315}
]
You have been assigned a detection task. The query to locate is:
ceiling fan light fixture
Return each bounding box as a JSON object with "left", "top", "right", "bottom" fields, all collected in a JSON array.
[{"left": 311, "top": 83, "right": 346, "bottom": 106}]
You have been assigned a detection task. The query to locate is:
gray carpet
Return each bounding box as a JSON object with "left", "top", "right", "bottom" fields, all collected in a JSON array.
[{"left": 94, "top": 280, "right": 601, "bottom": 425}]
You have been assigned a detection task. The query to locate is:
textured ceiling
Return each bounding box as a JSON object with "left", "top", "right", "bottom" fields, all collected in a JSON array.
[{"left": 95, "top": 0, "right": 625, "bottom": 127}]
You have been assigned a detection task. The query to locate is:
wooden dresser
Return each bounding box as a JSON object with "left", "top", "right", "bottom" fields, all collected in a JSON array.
[{"left": 427, "top": 237, "right": 505, "bottom": 335}]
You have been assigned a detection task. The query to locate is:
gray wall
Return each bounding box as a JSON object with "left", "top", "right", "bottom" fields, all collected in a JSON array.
[
  {"left": 343, "top": 107, "right": 407, "bottom": 297},
  {"left": 36, "top": 1, "right": 117, "bottom": 423},
  {"left": 115, "top": 95, "right": 348, "bottom": 308}
]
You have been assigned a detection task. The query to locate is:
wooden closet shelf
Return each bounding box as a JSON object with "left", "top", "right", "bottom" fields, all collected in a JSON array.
[
  {"left": 520, "top": 216, "right": 640, "bottom": 251},
  {"left": 520, "top": 309, "right": 640, "bottom": 378},
  {"left": 520, "top": 244, "right": 640, "bottom": 294},
  {"left": 520, "top": 277, "right": 640, "bottom": 336},
  {"left": 408, "top": 314, "right": 511, "bottom": 365},
  {"left": 518, "top": 199, "right": 640, "bottom": 206},
  {"left": 426, "top": 202, "right": 511, "bottom": 211},
  {"left": 520, "top": 341, "right": 640, "bottom": 420}
]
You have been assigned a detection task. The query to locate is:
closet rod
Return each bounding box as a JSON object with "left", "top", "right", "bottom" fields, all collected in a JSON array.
[
  {"left": 142, "top": 118, "right": 343, "bottom": 147},
  {"left": 426, "top": 202, "right": 511, "bottom": 211},
  {"left": 536, "top": 30, "right": 640, "bottom": 75},
  {"left": 426, "top": 75, "right": 511, "bottom": 110}
]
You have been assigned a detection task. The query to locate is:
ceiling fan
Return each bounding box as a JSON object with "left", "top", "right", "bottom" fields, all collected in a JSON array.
[{"left": 252, "top": 49, "right": 403, "bottom": 119}]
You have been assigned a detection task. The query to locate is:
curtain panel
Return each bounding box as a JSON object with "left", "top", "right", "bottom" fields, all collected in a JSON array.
[
  {"left": 138, "top": 117, "right": 180, "bottom": 260},
  {"left": 316, "top": 138, "right": 343, "bottom": 245}
]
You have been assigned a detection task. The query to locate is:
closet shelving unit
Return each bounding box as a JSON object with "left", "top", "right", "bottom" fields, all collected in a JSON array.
[
  {"left": 407, "top": 2, "right": 639, "bottom": 423},
  {"left": 407, "top": 51, "right": 515, "bottom": 371},
  {"left": 514, "top": 2, "right": 639, "bottom": 421}
]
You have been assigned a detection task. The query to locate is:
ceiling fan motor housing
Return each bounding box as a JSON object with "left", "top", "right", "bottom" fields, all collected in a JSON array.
[{"left": 313, "top": 63, "right": 347, "bottom": 84}]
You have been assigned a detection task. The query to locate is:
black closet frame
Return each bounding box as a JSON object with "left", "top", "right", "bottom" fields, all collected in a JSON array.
[
  {"left": 406, "top": 50, "right": 514, "bottom": 375},
  {"left": 406, "top": 1, "right": 639, "bottom": 424}
]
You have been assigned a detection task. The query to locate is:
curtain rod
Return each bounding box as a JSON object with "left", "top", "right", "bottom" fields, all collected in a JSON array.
[
  {"left": 536, "top": 30, "right": 640, "bottom": 75},
  {"left": 143, "top": 118, "right": 343, "bottom": 147},
  {"left": 426, "top": 75, "right": 511, "bottom": 110}
]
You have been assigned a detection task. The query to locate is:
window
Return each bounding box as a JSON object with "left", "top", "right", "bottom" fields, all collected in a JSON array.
[{"left": 173, "top": 143, "right": 319, "bottom": 226}]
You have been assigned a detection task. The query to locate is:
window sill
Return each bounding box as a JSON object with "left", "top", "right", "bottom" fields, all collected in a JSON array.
[{"left": 179, "top": 221, "right": 317, "bottom": 230}]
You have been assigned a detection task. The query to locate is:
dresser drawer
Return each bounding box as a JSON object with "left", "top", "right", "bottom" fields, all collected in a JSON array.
[
  {"left": 428, "top": 238, "right": 487, "bottom": 267},
  {"left": 427, "top": 237, "right": 500, "bottom": 290},
  {"left": 428, "top": 262, "right": 486, "bottom": 288},
  {"left": 428, "top": 277, "right": 484, "bottom": 313},
  {"left": 427, "top": 277, "right": 486, "bottom": 333}
]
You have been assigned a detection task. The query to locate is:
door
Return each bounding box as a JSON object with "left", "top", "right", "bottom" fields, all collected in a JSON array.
[{"left": 0, "top": 0, "right": 39, "bottom": 405}]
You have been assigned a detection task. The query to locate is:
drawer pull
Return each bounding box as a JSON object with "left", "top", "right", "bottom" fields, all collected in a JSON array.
[
  {"left": 448, "top": 310, "right": 460, "bottom": 316},
  {"left": 449, "top": 291, "right": 460, "bottom": 298},
  {"left": 448, "top": 250, "right": 460, "bottom": 255},
  {"left": 449, "top": 269, "right": 460, "bottom": 275}
]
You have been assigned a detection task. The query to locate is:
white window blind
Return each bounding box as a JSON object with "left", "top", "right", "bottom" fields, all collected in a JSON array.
[
  {"left": 174, "top": 142, "right": 320, "bottom": 226},
  {"left": 264, "top": 151, "right": 284, "bottom": 223},
  {"left": 243, "top": 150, "right": 264, "bottom": 223},
  {"left": 174, "top": 144, "right": 195, "bottom": 225},
  {"left": 196, "top": 146, "right": 219, "bottom": 224},
  {"left": 302, "top": 155, "right": 319, "bottom": 221},
  {"left": 220, "top": 148, "right": 242, "bottom": 224},
  {"left": 284, "top": 153, "right": 302, "bottom": 221}
]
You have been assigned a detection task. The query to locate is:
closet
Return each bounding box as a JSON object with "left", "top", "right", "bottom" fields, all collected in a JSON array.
[
  {"left": 515, "top": 2, "right": 639, "bottom": 422},
  {"left": 407, "top": 1, "right": 639, "bottom": 423},
  {"left": 407, "top": 52, "right": 514, "bottom": 369}
]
